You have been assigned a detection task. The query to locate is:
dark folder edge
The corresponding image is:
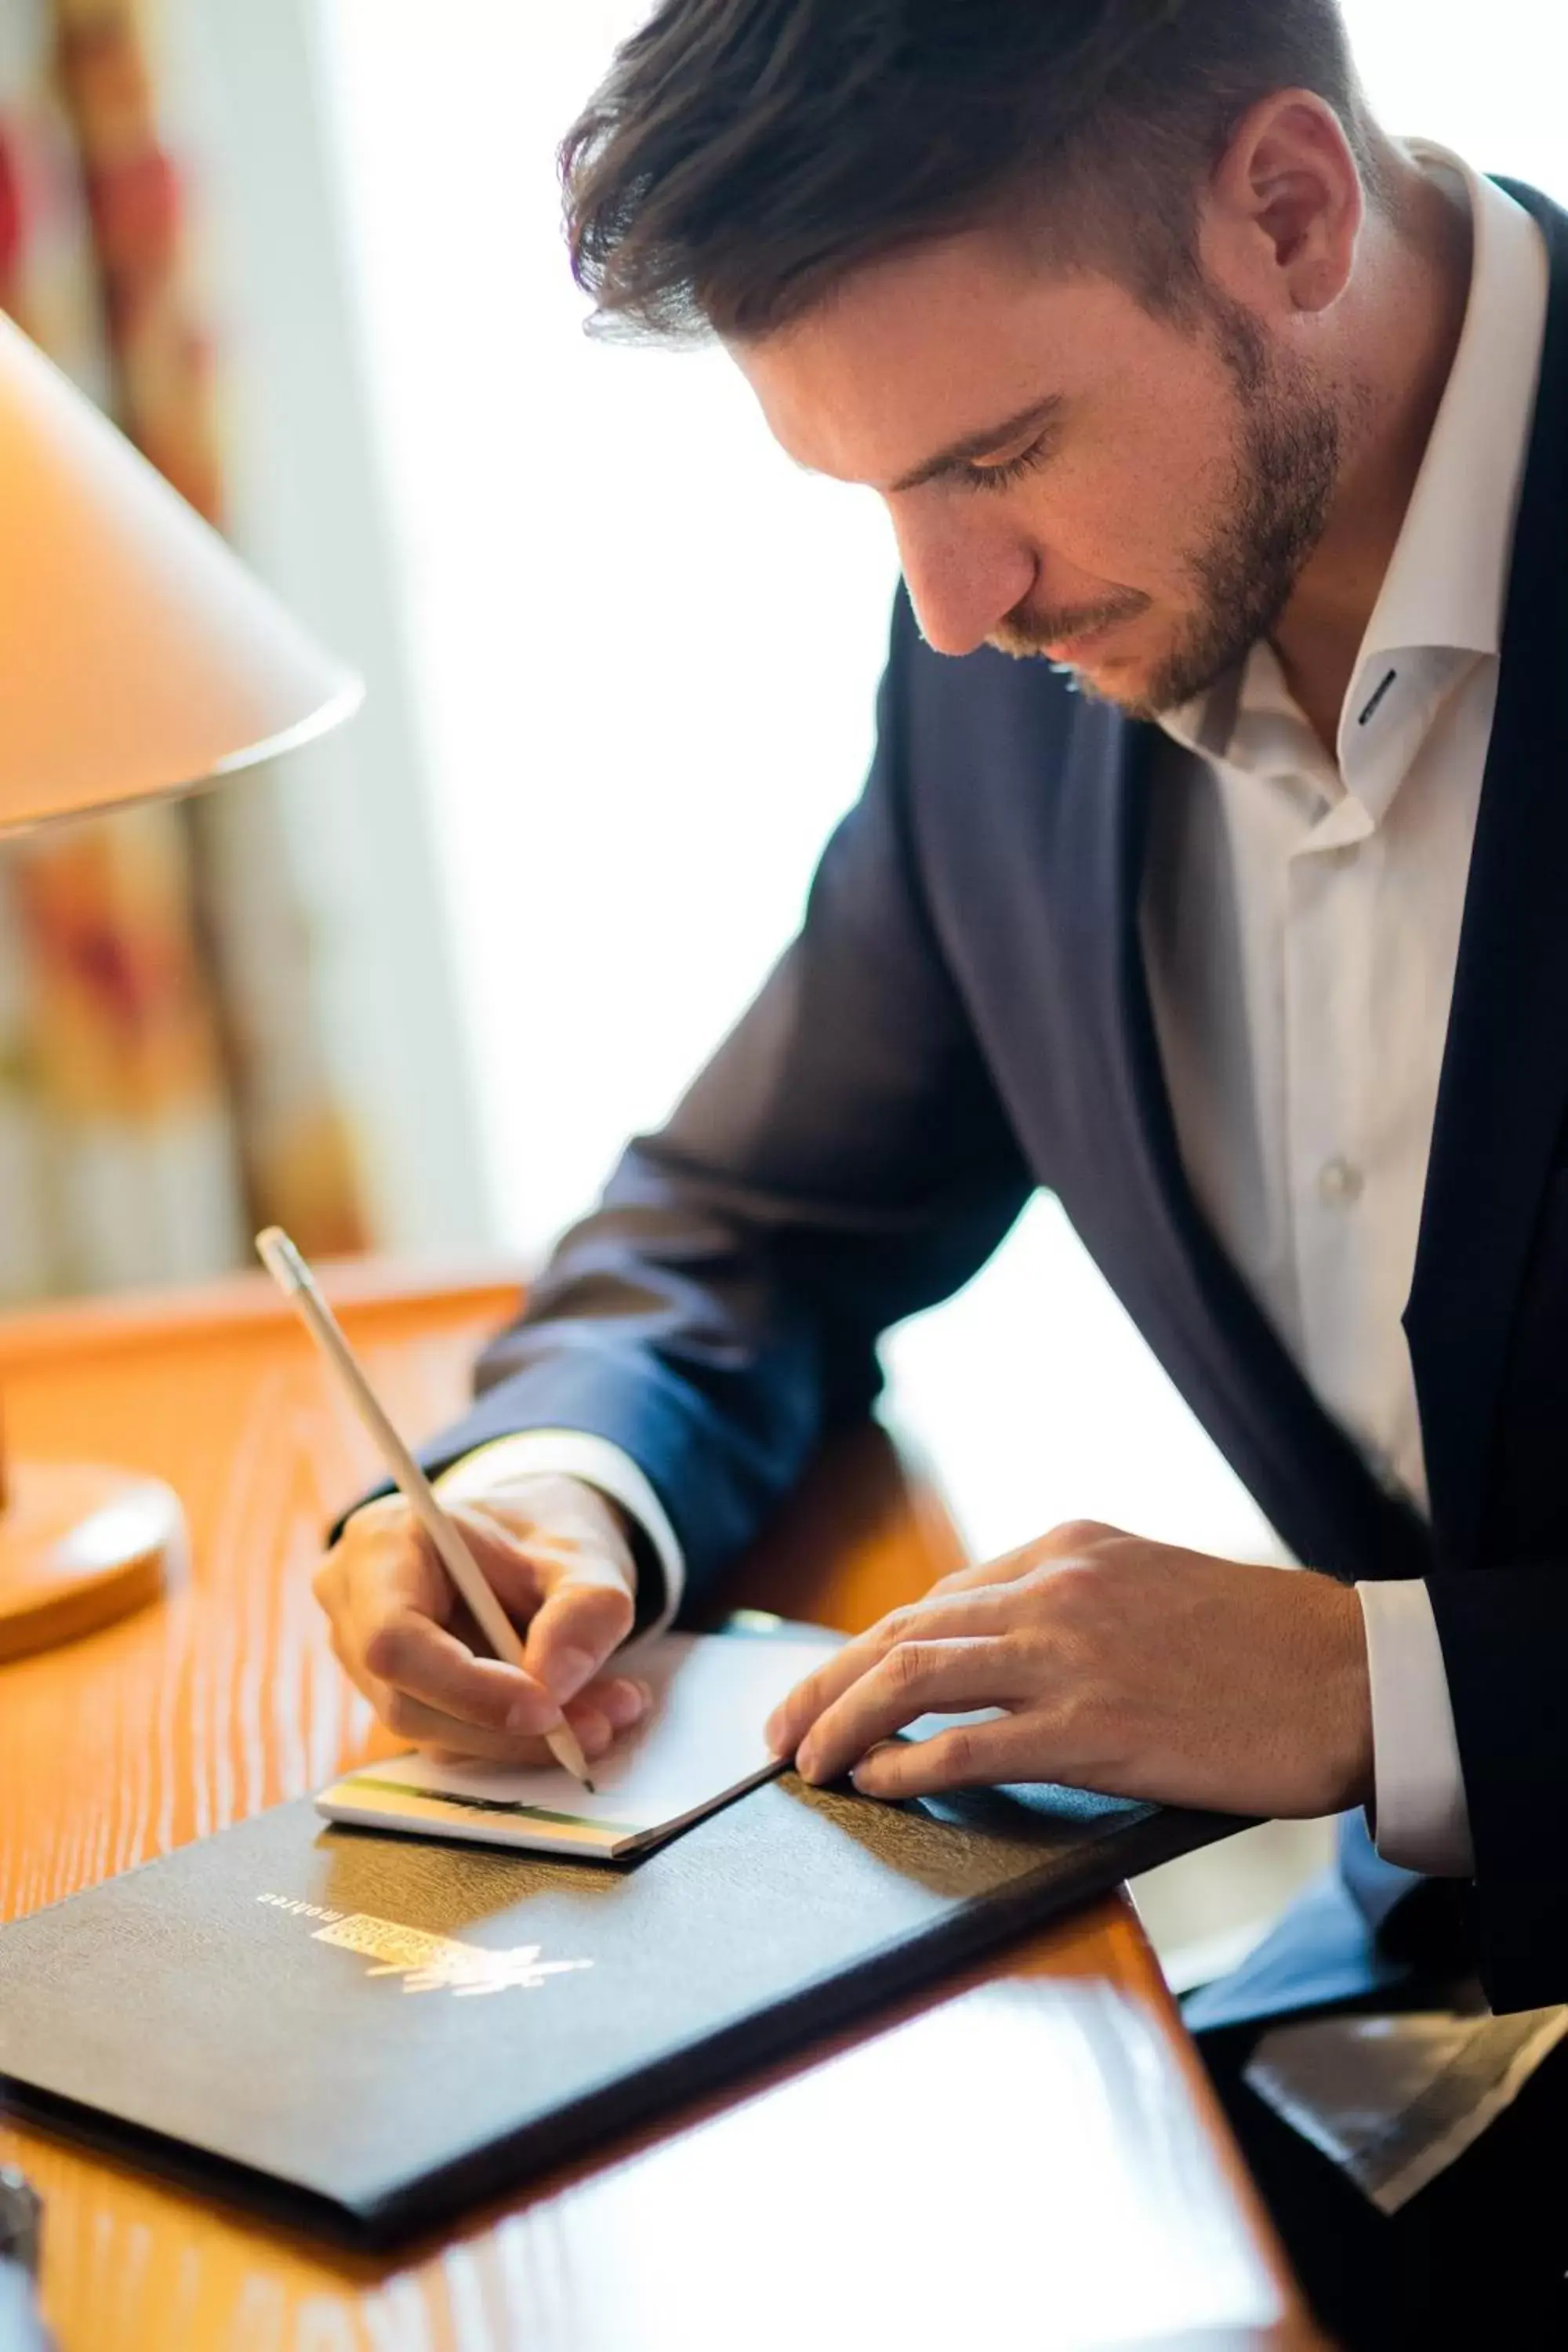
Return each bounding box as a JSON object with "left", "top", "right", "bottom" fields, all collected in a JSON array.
[{"left": 0, "top": 1791, "right": 1247, "bottom": 2251}]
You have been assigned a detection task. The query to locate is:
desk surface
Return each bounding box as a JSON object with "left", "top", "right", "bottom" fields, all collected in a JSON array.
[{"left": 0, "top": 1268, "right": 1317, "bottom": 2350}]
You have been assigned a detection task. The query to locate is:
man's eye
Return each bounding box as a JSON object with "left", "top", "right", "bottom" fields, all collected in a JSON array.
[{"left": 961, "top": 436, "right": 1054, "bottom": 495}]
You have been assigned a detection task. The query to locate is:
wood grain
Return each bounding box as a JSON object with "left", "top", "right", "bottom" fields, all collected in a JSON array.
[{"left": 0, "top": 1265, "right": 1320, "bottom": 2350}]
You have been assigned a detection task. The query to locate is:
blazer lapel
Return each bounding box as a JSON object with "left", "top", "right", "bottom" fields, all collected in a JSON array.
[{"left": 1405, "top": 181, "right": 1568, "bottom": 1570}]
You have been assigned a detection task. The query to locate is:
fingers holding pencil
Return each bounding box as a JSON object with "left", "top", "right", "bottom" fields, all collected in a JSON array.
[
  {"left": 317, "top": 1490, "right": 652, "bottom": 1769},
  {"left": 260, "top": 1228, "right": 644, "bottom": 1789}
]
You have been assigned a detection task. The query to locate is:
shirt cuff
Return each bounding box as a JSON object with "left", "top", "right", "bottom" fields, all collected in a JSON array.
[
  {"left": 434, "top": 1429, "right": 686, "bottom": 1645},
  {"left": 1356, "top": 1577, "right": 1474, "bottom": 1877}
]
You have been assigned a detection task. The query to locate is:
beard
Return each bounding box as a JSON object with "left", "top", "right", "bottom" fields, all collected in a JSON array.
[{"left": 989, "top": 292, "right": 1344, "bottom": 720}]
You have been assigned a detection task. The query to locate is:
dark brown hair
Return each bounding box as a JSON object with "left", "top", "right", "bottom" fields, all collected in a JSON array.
[{"left": 562, "top": 0, "right": 1386, "bottom": 341}]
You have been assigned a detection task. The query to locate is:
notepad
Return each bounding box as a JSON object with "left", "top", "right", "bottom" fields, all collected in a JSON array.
[{"left": 316, "top": 1631, "right": 840, "bottom": 1860}]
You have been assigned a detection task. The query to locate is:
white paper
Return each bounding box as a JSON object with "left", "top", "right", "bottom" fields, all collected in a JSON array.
[{"left": 318, "top": 1632, "right": 838, "bottom": 1857}]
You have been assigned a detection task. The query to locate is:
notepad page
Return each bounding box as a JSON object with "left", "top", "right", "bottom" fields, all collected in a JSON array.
[{"left": 317, "top": 1632, "right": 838, "bottom": 1857}]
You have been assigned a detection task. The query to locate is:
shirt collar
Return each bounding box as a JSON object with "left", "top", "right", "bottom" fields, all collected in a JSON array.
[
  {"left": 1356, "top": 144, "right": 1548, "bottom": 670},
  {"left": 1160, "top": 144, "right": 1548, "bottom": 786}
]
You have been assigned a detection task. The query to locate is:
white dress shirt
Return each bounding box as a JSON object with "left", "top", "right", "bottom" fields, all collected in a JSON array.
[
  {"left": 1145, "top": 147, "right": 1548, "bottom": 1874},
  {"left": 445, "top": 147, "right": 1548, "bottom": 1876}
]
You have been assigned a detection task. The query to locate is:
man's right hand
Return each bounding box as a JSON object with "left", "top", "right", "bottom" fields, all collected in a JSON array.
[{"left": 314, "top": 1472, "right": 652, "bottom": 1766}]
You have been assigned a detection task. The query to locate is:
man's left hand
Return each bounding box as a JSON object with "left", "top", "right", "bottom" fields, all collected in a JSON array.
[{"left": 764, "top": 1521, "right": 1373, "bottom": 1819}]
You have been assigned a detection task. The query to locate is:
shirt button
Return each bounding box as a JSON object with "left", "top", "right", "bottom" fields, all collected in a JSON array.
[{"left": 1317, "top": 1156, "right": 1365, "bottom": 1206}]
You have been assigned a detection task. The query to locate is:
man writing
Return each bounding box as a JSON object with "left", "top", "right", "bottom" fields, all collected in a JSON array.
[{"left": 316, "top": 2, "right": 1568, "bottom": 2335}]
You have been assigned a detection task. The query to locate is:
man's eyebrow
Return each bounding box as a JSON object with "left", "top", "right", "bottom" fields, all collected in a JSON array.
[{"left": 887, "top": 393, "right": 1065, "bottom": 494}]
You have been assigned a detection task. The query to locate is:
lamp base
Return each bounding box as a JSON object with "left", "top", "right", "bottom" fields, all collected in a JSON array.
[{"left": 0, "top": 1463, "right": 182, "bottom": 1664}]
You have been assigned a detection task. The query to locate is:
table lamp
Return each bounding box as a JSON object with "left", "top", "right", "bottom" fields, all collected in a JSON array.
[{"left": 0, "top": 308, "right": 361, "bottom": 1661}]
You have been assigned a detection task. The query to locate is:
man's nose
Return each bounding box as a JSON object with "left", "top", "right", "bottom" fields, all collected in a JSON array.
[{"left": 891, "top": 505, "right": 1037, "bottom": 659}]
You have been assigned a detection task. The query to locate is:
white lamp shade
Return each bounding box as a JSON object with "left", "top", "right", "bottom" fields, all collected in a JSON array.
[{"left": 0, "top": 308, "right": 361, "bottom": 827}]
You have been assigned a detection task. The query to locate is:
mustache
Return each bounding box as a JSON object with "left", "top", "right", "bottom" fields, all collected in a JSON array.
[{"left": 989, "top": 591, "right": 1150, "bottom": 659}]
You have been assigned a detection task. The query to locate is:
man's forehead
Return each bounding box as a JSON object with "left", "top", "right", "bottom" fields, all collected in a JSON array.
[{"left": 729, "top": 233, "right": 1135, "bottom": 488}]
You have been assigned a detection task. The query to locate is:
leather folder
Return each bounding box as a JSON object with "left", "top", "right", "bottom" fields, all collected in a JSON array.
[{"left": 0, "top": 1772, "right": 1241, "bottom": 2246}]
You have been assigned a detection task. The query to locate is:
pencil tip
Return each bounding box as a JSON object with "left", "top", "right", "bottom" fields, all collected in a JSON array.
[{"left": 583, "top": 1777, "right": 597, "bottom": 1795}]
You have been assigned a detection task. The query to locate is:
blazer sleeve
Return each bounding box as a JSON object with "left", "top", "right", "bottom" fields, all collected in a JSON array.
[
  {"left": 412, "top": 594, "right": 1034, "bottom": 1604},
  {"left": 1426, "top": 1566, "right": 1568, "bottom": 2010}
]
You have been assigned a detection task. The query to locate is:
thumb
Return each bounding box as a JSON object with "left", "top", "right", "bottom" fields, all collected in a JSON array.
[
  {"left": 520, "top": 1567, "right": 637, "bottom": 1704},
  {"left": 453, "top": 1494, "right": 637, "bottom": 1705}
]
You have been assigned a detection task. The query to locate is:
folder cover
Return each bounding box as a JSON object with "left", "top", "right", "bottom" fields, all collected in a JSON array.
[{"left": 0, "top": 1769, "right": 1240, "bottom": 2245}]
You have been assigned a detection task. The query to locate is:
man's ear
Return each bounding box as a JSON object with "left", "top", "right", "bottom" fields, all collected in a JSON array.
[{"left": 1202, "top": 89, "right": 1364, "bottom": 319}]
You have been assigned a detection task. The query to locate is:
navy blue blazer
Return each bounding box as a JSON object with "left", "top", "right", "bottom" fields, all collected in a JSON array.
[{"left": 423, "top": 179, "right": 1568, "bottom": 2021}]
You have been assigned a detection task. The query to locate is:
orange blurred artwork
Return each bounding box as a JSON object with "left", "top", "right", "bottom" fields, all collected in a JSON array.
[{"left": 10, "top": 813, "right": 227, "bottom": 1126}]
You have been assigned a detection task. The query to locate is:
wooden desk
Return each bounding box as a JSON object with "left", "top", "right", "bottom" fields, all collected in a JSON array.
[{"left": 0, "top": 1269, "right": 1318, "bottom": 2350}]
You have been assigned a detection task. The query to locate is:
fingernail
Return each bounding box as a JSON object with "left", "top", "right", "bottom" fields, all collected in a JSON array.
[
  {"left": 604, "top": 1677, "right": 650, "bottom": 1727},
  {"left": 796, "top": 1744, "right": 822, "bottom": 1784},
  {"left": 764, "top": 1709, "right": 788, "bottom": 1754}
]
